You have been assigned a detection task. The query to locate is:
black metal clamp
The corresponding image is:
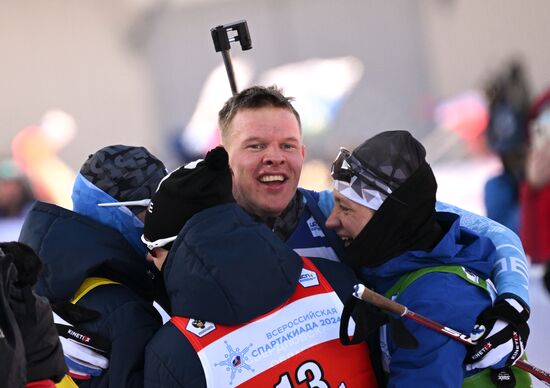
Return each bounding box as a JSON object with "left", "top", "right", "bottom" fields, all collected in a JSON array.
[{"left": 210, "top": 20, "right": 252, "bottom": 95}]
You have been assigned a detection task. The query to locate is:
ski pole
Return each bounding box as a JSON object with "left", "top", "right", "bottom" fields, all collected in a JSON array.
[
  {"left": 210, "top": 20, "right": 252, "bottom": 95},
  {"left": 353, "top": 283, "right": 550, "bottom": 386}
]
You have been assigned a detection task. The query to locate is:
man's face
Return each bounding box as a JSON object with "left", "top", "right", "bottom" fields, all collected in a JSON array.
[
  {"left": 224, "top": 107, "right": 305, "bottom": 219},
  {"left": 0, "top": 179, "right": 25, "bottom": 216},
  {"left": 325, "top": 190, "right": 375, "bottom": 247}
]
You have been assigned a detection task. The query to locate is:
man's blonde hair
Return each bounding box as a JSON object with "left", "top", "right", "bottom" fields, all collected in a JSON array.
[{"left": 218, "top": 85, "right": 301, "bottom": 146}]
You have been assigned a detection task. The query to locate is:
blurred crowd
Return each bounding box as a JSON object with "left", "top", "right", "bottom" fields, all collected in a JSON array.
[
  {"left": 483, "top": 60, "right": 550, "bottom": 290},
  {"left": 0, "top": 58, "right": 549, "bottom": 387},
  {"left": 0, "top": 160, "right": 35, "bottom": 241}
]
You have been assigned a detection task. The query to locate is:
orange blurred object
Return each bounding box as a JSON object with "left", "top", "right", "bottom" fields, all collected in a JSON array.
[{"left": 11, "top": 110, "right": 76, "bottom": 209}]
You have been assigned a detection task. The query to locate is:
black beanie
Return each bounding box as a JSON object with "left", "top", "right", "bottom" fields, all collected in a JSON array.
[
  {"left": 80, "top": 145, "right": 167, "bottom": 215},
  {"left": 351, "top": 130, "right": 426, "bottom": 190},
  {"left": 340, "top": 130, "right": 442, "bottom": 268},
  {"left": 143, "top": 146, "right": 234, "bottom": 244}
]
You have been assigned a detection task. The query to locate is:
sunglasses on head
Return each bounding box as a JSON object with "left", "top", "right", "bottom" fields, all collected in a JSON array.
[
  {"left": 331, "top": 147, "right": 408, "bottom": 206},
  {"left": 331, "top": 148, "right": 394, "bottom": 195},
  {"left": 140, "top": 234, "right": 177, "bottom": 251},
  {"left": 97, "top": 199, "right": 151, "bottom": 208}
]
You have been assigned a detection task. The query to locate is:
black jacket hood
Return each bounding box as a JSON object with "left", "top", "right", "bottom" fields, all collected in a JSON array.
[{"left": 163, "top": 203, "right": 303, "bottom": 326}]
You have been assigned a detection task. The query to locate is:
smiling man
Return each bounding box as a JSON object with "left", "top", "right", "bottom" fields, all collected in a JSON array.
[
  {"left": 219, "top": 86, "right": 305, "bottom": 221},
  {"left": 219, "top": 85, "right": 532, "bottom": 378},
  {"left": 328, "top": 191, "right": 376, "bottom": 248},
  {"left": 219, "top": 86, "right": 342, "bottom": 262},
  {"left": 142, "top": 147, "right": 378, "bottom": 387},
  {"left": 325, "top": 130, "right": 531, "bottom": 387}
]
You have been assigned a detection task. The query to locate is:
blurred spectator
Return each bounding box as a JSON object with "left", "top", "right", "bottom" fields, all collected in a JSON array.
[
  {"left": 483, "top": 60, "right": 531, "bottom": 233},
  {"left": 0, "top": 159, "right": 35, "bottom": 241},
  {"left": 519, "top": 87, "right": 550, "bottom": 291}
]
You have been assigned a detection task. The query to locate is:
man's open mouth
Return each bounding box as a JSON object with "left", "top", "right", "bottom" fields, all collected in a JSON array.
[{"left": 259, "top": 175, "right": 285, "bottom": 183}]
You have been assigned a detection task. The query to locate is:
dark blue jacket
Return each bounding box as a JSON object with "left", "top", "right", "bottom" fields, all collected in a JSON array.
[
  {"left": 19, "top": 201, "right": 162, "bottom": 388},
  {"left": 144, "top": 203, "right": 362, "bottom": 387},
  {"left": 361, "top": 212, "right": 496, "bottom": 387}
]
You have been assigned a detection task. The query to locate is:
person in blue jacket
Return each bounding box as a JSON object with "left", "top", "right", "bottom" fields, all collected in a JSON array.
[
  {"left": 482, "top": 61, "right": 531, "bottom": 234},
  {"left": 18, "top": 145, "right": 167, "bottom": 387},
  {"left": 218, "top": 86, "right": 531, "bottom": 375},
  {"left": 325, "top": 130, "right": 530, "bottom": 387},
  {"left": 142, "top": 147, "right": 380, "bottom": 387}
]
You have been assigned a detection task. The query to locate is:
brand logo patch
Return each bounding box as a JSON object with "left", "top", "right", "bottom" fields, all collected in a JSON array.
[
  {"left": 462, "top": 267, "right": 480, "bottom": 284},
  {"left": 68, "top": 329, "right": 91, "bottom": 343},
  {"left": 299, "top": 268, "right": 320, "bottom": 288},
  {"left": 215, "top": 340, "right": 254, "bottom": 385},
  {"left": 186, "top": 319, "right": 216, "bottom": 337},
  {"left": 307, "top": 216, "right": 325, "bottom": 238}
]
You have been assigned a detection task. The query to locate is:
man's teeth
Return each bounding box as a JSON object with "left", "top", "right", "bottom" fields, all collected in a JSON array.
[{"left": 260, "top": 175, "right": 284, "bottom": 182}]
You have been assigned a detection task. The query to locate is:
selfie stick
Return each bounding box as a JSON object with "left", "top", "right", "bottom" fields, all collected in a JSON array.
[
  {"left": 210, "top": 20, "right": 252, "bottom": 95},
  {"left": 354, "top": 284, "right": 550, "bottom": 386}
]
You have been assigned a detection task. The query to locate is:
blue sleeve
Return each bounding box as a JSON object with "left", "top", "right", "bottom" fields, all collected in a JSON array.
[
  {"left": 435, "top": 201, "right": 529, "bottom": 307},
  {"left": 387, "top": 274, "right": 491, "bottom": 387},
  {"left": 317, "top": 190, "right": 335, "bottom": 218}
]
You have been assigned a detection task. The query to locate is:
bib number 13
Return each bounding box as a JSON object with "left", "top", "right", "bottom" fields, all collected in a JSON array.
[{"left": 274, "top": 361, "right": 329, "bottom": 388}]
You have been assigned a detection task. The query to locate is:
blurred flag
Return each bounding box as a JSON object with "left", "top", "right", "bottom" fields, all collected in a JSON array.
[
  {"left": 433, "top": 90, "right": 489, "bottom": 153},
  {"left": 178, "top": 56, "right": 363, "bottom": 158},
  {"left": 258, "top": 57, "right": 363, "bottom": 136},
  {"left": 179, "top": 58, "right": 253, "bottom": 158}
]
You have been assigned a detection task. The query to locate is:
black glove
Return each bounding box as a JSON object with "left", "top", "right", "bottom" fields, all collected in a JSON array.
[
  {"left": 465, "top": 296, "right": 529, "bottom": 373},
  {"left": 51, "top": 301, "right": 110, "bottom": 354},
  {"left": 10, "top": 286, "right": 68, "bottom": 383},
  {"left": 0, "top": 246, "right": 27, "bottom": 388},
  {"left": 51, "top": 301, "right": 111, "bottom": 379},
  {"left": 2, "top": 241, "right": 67, "bottom": 383},
  {"left": 143, "top": 146, "right": 234, "bottom": 246},
  {"left": 340, "top": 294, "right": 388, "bottom": 345},
  {"left": 340, "top": 293, "right": 418, "bottom": 349}
]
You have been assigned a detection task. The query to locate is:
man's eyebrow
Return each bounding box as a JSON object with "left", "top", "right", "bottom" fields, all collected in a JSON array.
[
  {"left": 335, "top": 194, "right": 353, "bottom": 207},
  {"left": 242, "top": 136, "right": 300, "bottom": 143},
  {"left": 281, "top": 137, "right": 301, "bottom": 143},
  {"left": 242, "top": 136, "right": 265, "bottom": 143}
]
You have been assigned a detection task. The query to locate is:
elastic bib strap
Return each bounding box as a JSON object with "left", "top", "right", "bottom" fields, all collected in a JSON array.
[
  {"left": 384, "top": 265, "right": 488, "bottom": 299},
  {"left": 71, "top": 277, "right": 120, "bottom": 304}
]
